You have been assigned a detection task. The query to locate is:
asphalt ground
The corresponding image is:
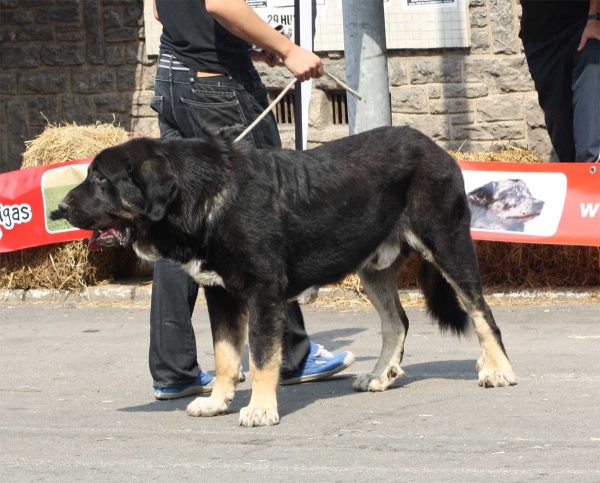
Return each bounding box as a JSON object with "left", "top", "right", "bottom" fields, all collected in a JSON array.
[{"left": 1, "top": 302, "right": 599, "bottom": 482}]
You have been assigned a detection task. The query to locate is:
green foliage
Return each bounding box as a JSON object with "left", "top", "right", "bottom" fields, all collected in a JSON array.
[{"left": 43, "top": 184, "right": 79, "bottom": 232}]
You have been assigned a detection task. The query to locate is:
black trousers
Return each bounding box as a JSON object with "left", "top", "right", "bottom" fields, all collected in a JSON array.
[
  {"left": 523, "top": 22, "right": 600, "bottom": 162},
  {"left": 149, "top": 56, "right": 310, "bottom": 388}
]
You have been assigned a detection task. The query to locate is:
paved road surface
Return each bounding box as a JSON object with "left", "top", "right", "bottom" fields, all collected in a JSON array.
[{"left": 1, "top": 303, "right": 599, "bottom": 482}]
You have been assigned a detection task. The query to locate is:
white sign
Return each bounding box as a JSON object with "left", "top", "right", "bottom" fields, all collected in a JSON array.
[{"left": 404, "top": 0, "right": 457, "bottom": 9}]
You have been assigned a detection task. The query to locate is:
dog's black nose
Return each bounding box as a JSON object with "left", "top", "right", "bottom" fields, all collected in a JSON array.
[{"left": 58, "top": 201, "right": 69, "bottom": 213}]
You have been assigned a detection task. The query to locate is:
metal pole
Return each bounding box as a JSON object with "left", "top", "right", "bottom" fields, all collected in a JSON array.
[
  {"left": 342, "top": 0, "right": 391, "bottom": 134},
  {"left": 294, "top": 0, "right": 315, "bottom": 151},
  {"left": 294, "top": 0, "right": 303, "bottom": 150}
]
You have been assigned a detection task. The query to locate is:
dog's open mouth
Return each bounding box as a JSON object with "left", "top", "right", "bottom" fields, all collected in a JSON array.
[{"left": 88, "top": 221, "right": 134, "bottom": 251}]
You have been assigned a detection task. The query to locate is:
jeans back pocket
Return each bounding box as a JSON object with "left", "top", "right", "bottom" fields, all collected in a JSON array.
[{"left": 182, "top": 88, "right": 254, "bottom": 146}]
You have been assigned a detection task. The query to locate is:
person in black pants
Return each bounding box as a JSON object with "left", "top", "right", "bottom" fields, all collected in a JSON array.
[
  {"left": 150, "top": 0, "right": 355, "bottom": 400},
  {"left": 520, "top": 0, "right": 599, "bottom": 162}
]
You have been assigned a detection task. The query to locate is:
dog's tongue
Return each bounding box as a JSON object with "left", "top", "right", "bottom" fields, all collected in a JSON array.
[
  {"left": 88, "top": 230, "right": 102, "bottom": 251},
  {"left": 87, "top": 227, "right": 125, "bottom": 251}
]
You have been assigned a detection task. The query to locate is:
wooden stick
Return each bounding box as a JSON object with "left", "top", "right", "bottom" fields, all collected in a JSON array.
[
  {"left": 325, "top": 72, "right": 362, "bottom": 100},
  {"left": 234, "top": 77, "right": 297, "bottom": 144},
  {"left": 234, "top": 71, "right": 363, "bottom": 144}
]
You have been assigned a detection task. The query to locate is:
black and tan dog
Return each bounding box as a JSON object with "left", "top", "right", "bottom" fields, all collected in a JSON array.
[{"left": 59, "top": 126, "right": 516, "bottom": 427}]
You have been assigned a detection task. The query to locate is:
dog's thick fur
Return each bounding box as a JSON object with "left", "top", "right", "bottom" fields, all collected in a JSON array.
[
  {"left": 468, "top": 179, "right": 545, "bottom": 232},
  {"left": 61, "top": 126, "right": 516, "bottom": 427}
]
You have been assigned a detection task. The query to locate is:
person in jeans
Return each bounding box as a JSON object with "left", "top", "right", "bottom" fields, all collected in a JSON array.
[
  {"left": 150, "top": 0, "right": 355, "bottom": 400},
  {"left": 520, "top": 0, "right": 599, "bottom": 162}
]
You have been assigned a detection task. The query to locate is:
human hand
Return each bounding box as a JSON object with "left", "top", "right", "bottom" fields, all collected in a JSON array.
[
  {"left": 251, "top": 50, "right": 280, "bottom": 68},
  {"left": 281, "top": 44, "right": 324, "bottom": 82},
  {"left": 578, "top": 19, "right": 600, "bottom": 51}
]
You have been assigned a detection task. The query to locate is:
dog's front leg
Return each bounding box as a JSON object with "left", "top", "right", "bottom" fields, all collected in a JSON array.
[
  {"left": 187, "top": 286, "right": 247, "bottom": 418},
  {"left": 239, "top": 288, "right": 284, "bottom": 427}
]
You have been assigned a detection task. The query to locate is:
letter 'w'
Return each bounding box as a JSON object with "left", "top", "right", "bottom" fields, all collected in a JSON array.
[{"left": 580, "top": 203, "right": 600, "bottom": 218}]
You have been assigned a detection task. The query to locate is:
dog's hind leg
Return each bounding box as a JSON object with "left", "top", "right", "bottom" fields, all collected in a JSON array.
[
  {"left": 354, "top": 261, "right": 409, "bottom": 392},
  {"left": 406, "top": 228, "right": 516, "bottom": 388},
  {"left": 187, "top": 286, "right": 247, "bottom": 418},
  {"left": 239, "top": 285, "right": 283, "bottom": 427}
]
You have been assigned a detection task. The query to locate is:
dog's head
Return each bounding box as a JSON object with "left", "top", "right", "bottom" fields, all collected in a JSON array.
[
  {"left": 58, "top": 138, "right": 179, "bottom": 251},
  {"left": 467, "top": 179, "right": 545, "bottom": 226}
]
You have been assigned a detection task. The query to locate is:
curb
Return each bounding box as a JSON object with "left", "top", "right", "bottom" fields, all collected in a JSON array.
[{"left": 1, "top": 283, "right": 598, "bottom": 305}]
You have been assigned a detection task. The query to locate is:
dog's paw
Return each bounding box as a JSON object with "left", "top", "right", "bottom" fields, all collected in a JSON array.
[
  {"left": 477, "top": 365, "right": 517, "bottom": 388},
  {"left": 186, "top": 396, "right": 228, "bottom": 417},
  {"left": 353, "top": 365, "right": 405, "bottom": 392},
  {"left": 239, "top": 404, "right": 280, "bottom": 427}
]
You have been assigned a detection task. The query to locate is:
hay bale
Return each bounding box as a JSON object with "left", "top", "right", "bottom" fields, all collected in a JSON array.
[
  {"left": 21, "top": 122, "right": 130, "bottom": 169},
  {"left": 0, "top": 123, "right": 138, "bottom": 291},
  {"left": 449, "top": 145, "right": 544, "bottom": 164},
  {"left": 475, "top": 242, "right": 600, "bottom": 288}
]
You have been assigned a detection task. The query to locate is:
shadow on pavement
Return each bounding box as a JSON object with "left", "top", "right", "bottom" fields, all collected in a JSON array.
[
  {"left": 118, "top": 359, "right": 476, "bottom": 418},
  {"left": 306, "top": 327, "right": 367, "bottom": 352},
  {"left": 401, "top": 359, "right": 478, "bottom": 383}
]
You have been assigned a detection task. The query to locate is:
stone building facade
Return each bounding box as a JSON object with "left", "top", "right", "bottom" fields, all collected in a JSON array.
[
  {"left": 0, "top": 0, "right": 551, "bottom": 174},
  {"left": 0, "top": 0, "right": 156, "bottom": 173}
]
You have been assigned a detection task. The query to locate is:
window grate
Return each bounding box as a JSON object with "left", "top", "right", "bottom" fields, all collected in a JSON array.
[
  {"left": 270, "top": 90, "right": 349, "bottom": 126},
  {"left": 330, "top": 92, "right": 349, "bottom": 125},
  {"left": 273, "top": 91, "right": 296, "bottom": 125}
]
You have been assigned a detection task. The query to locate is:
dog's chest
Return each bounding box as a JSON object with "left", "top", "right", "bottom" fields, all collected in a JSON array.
[{"left": 182, "top": 260, "right": 225, "bottom": 288}]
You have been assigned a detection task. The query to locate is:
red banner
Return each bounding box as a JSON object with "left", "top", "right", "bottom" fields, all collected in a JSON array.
[
  {"left": 0, "top": 159, "right": 599, "bottom": 253},
  {"left": 458, "top": 162, "right": 599, "bottom": 246},
  {"left": 0, "top": 159, "right": 93, "bottom": 253}
]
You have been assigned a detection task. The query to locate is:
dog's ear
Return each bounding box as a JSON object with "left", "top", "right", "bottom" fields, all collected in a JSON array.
[
  {"left": 467, "top": 181, "right": 496, "bottom": 206},
  {"left": 145, "top": 174, "right": 179, "bottom": 222},
  {"left": 129, "top": 157, "right": 179, "bottom": 222}
]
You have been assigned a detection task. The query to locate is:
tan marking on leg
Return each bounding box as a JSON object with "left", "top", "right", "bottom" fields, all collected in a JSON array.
[
  {"left": 187, "top": 312, "right": 247, "bottom": 417},
  {"left": 239, "top": 344, "right": 281, "bottom": 427},
  {"left": 404, "top": 230, "right": 515, "bottom": 387},
  {"left": 470, "top": 310, "right": 516, "bottom": 387},
  {"left": 442, "top": 276, "right": 516, "bottom": 388}
]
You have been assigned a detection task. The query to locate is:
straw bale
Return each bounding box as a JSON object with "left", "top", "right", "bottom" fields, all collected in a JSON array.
[
  {"left": 21, "top": 122, "right": 129, "bottom": 168},
  {"left": 449, "top": 144, "right": 544, "bottom": 164},
  {"left": 0, "top": 242, "right": 138, "bottom": 291},
  {"left": 0, "top": 122, "right": 136, "bottom": 291},
  {"left": 474, "top": 242, "right": 599, "bottom": 288}
]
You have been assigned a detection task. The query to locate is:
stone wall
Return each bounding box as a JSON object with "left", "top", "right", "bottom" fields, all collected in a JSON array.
[
  {"left": 0, "top": 0, "right": 158, "bottom": 173},
  {"left": 259, "top": 0, "right": 551, "bottom": 157},
  {"left": 0, "top": 0, "right": 551, "bottom": 174}
]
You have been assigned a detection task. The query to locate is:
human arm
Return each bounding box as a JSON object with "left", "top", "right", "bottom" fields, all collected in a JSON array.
[
  {"left": 205, "top": 0, "right": 323, "bottom": 81},
  {"left": 578, "top": 0, "right": 600, "bottom": 51},
  {"left": 251, "top": 50, "right": 280, "bottom": 68}
]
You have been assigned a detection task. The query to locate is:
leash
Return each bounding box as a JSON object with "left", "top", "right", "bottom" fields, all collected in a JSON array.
[{"left": 234, "top": 72, "right": 362, "bottom": 144}]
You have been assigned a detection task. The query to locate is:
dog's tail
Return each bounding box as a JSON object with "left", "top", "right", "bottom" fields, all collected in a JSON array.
[{"left": 418, "top": 260, "right": 470, "bottom": 337}]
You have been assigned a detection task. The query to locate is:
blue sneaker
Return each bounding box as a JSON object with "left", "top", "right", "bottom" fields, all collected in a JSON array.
[
  {"left": 154, "top": 370, "right": 215, "bottom": 400},
  {"left": 280, "top": 342, "right": 355, "bottom": 385}
]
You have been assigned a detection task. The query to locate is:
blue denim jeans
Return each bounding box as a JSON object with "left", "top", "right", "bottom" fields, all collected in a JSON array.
[
  {"left": 149, "top": 55, "right": 310, "bottom": 388},
  {"left": 524, "top": 22, "right": 600, "bottom": 162}
]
